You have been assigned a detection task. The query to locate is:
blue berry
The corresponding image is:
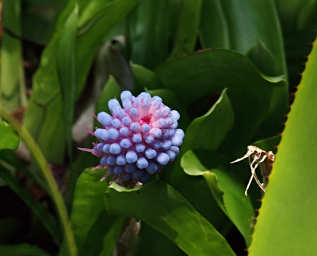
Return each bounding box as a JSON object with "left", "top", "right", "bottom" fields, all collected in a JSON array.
[
  {"left": 95, "top": 129, "right": 108, "bottom": 141},
  {"left": 97, "top": 112, "right": 112, "bottom": 126},
  {"left": 109, "top": 143, "right": 121, "bottom": 154},
  {"left": 136, "top": 144, "right": 146, "bottom": 152},
  {"left": 103, "top": 144, "right": 110, "bottom": 153},
  {"left": 107, "top": 156, "right": 116, "bottom": 165},
  {"left": 116, "top": 155, "right": 126, "bottom": 166},
  {"left": 120, "top": 127, "right": 130, "bottom": 136},
  {"left": 126, "top": 151, "right": 138, "bottom": 163},
  {"left": 146, "top": 162, "right": 158, "bottom": 174},
  {"left": 120, "top": 138, "right": 132, "bottom": 149},
  {"left": 137, "top": 157, "right": 148, "bottom": 169},
  {"left": 145, "top": 148, "right": 157, "bottom": 159},
  {"left": 108, "top": 128, "right": 119, "bottom": 140},
  {"left": 132, "top": 133, "right": 142, "bottom": 143},
  {"left": 157, "top": 153, "right": 170, "bottom": 165}
]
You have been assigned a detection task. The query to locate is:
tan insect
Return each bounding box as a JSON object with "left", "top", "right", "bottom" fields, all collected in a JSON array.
[{"left": 230, "top": 146, "right": 275, "bottom": 196}]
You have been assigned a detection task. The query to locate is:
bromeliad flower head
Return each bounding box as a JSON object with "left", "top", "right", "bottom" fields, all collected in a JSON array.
[{"left": 80, "top": 91, "right": 184, "bottom": 185}]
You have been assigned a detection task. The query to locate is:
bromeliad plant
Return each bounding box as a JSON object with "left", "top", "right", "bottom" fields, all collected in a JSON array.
[
  {"left": 80, "top": 91, "right": 184, "bottom": 185},
  {"left": 0, "top": 0, "right": 316, "bottom": 256}
]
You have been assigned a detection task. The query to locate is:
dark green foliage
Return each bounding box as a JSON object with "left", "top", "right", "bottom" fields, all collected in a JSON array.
[{"left": 0, "top": 0, "right": 316, "bottom": 255}]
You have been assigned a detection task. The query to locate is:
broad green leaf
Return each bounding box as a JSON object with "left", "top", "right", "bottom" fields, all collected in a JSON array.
[
  {"left": 105, "top": 180, "right": 236, "bottom": 256},
  {"left": 21, "top": 0, "right": 67, "bottom": 44},
  {"left": 0, "top": 243, "right": 49, "bottom": 256},
  {"left": 148, "top": 89, "right": 228, "bottom": 232},
  {"left": 131, "top": 64, "right": 162, "bottom": 93},
  {"left": 0, "top": 164, "right": 61, "bottom": 244},
  {"left": 170, "top": 0, "right": 202, "bottom": 58},
  {"left": 275, "top": 0, "right": 317, "bottom": 88},
  {"left": 1, "top": 0, "right": 26, "bottom": 111},
  {"left": 181, "top": 150, "right": 254, "bottom": 245},
  {"left": 99, "top": 217, "right": 125, "bottom": 256},
  {"left": 184, "top": 89, "right": 234, "bottom": 151},
  {"left": 79, "top": 212, "right": 121, "bottom": 256},
  {"left": 156, "top": 49, "right": 287, "bottom": 147},
  {"left": 135, "top": 223, "right": 185, "bottom": 256},
  {"left": 275, "top": 0, "right": 317, "bottom": 30},
  {"left": 249, "top": 40, "right": 317, "bottom": 255},
  {"left": 0, "top": 120, "right": 20, "bottom": 150},
  {"left": 23, "top": 0, "right": 140, "bottom": 163},
  {"left": 76, "top": 0, "right": 141, "bottom": 89},
  {"left": 56, "top": 3, "right": 78, "bottom": 158},
  {"left": 65, "top": 151, "right": 98, "bottom": 209},
  {"left": 199, "top": 0, "right": 288, "bottom": 137},
  {"left": 200, "top": 0, "right": 287, "bottom": 77},
  {"left": 199, "top": 0, "right": 230, "bottom": 49},
  {"left": 127, "top": 0, "right": 172, "bottom": 68},
  {"left": 69, "top": 168, "right": 123, "bottom": 256},
  {"left": 70, "top": 169, "right": 108, "bottom": 249}
]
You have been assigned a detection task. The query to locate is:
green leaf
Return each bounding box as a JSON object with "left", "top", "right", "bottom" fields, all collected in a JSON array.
[
  {"left": 70, "top": 169, "right": 108, "bottom": 248},
  {"left": 69, "top": 168, "right": 123, "bottom": 256},
  {"left": 76, "top": 0, "right": 142, "bottom": 89},
  {"left": 156, "top": 49, "right": 287, "bottom": 147},
  {"left": 99, "top": 217, "right": 125, "bottom": 256},
  {"left": 105, "top": 180, "right": 236, "bottom": 256},
  {"left": 1, "top": 0, "right": 26, "bottom": 111},
  {"left": 135, "top": 223, "right": 186, "bottom": 256},
  {"left": 127, "top": 0, "right": 172, "bottom": 68},
  {"left": 23, "top": 0, "right": 140, "bottom": 163},
  {"left": 64, "top": 151, "right": 98, "bottom": 209},
  {"left": 21, "top": 0, "right": 67, "bottom": 44},
  {"left": 199, "top": 0, "right": 288, "bottom": 137},
  {"left": 200, "top": 0, "right": 287, "bottom": 77},
  {"left": 131, "top": 64, "right": 162, "bottom": 93},
  {"left": 199, "top": 0, "right": 230, "bottom": 49},
  {"left": 170, "top": 0, "right": 202, "bottom": 58},
  {"left": 0, "top": 120, "right": 20, "bottom": 150},
  {"left": 249, "top": 40, "right": 317, "bottom": 255},
  {"left": 275, "top": 0, "right": 317, "bottom": 30},
  {"left": 0, "top": 164, "right": 61, "bottom": 244},
  {"left": 184, "top": 89, "right": 234, "bottom": 151},
  {"left": 0, "top": 243, "right": 49, "bottom": 256},
  {"left": 56, "top": 3, "right": 78, "bottom": 158},
  {"left": 181, "top": 150, "right": 254, "bottom": 245}
]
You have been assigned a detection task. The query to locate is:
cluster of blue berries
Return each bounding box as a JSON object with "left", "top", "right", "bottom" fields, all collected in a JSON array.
[{"left": 80, "top": 90, "right": 184, "bottom": 185}]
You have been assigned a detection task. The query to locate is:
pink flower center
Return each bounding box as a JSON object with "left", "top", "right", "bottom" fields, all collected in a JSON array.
[{"left": 141, "top": 114, "right": 152, "bottom": 124}]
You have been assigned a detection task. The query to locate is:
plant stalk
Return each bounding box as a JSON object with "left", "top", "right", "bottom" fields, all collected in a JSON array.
[{"left": 0, "top": 107, "right": 77, "bottom": 256}]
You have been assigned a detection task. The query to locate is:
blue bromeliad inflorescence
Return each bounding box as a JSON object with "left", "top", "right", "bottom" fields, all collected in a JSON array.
[{"left": 79, "top": 90, "right": 184, "bottom": 185}]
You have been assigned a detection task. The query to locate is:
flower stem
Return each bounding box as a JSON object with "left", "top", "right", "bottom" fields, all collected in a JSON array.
[{"left": 0, "top": 107, "right": 77, "bottom": 256}]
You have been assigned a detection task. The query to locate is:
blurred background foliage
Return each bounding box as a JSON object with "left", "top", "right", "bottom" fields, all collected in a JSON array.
[{"left": 0, "top": 0, "right": 316, "bottom": 255}]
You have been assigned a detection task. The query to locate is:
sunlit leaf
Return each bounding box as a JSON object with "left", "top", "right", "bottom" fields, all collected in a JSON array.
[
  {"left": 249, "top": 40, "right": 317, "bottom": 255},
  {"left": 105, "top": 180, "right": 236, "bottom": 256},
  {"left": 0, "top": 120, "right": 19, "bottom": 151},
  {"left": 181, "top": 150, "right": 254, "bottom": 245}
]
